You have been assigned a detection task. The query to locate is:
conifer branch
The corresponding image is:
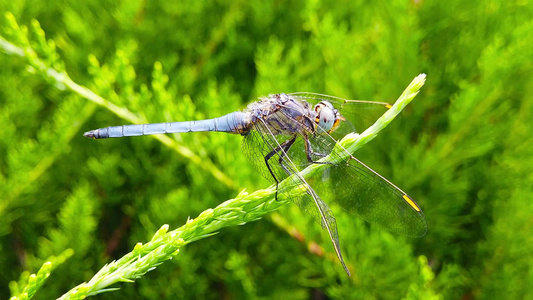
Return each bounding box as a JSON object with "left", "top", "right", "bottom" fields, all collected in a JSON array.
[{"left": 0, "top": 12, "right": 234, "bottom": 189}]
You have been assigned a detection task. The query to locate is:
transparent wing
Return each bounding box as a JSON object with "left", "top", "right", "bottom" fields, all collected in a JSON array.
[
  {"left": 289, "top": 94, "right": 427, "bottom": 236},
  {"left": 298, "top": 109, "right": 427, "bottom": 237},
  {"left": 241, "top": 111, "right": 351, "bottom": 276},
  {"left": 308, "top": 155, "right": 427, "bottom": 237}
]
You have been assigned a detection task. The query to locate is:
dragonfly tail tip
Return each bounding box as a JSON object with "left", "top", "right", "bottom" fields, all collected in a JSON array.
[{"left": 83, "top": 130, "right": 96, "bottom": 139}]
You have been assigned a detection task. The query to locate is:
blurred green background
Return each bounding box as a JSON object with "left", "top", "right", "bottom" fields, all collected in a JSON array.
[{"left": 1, "top": 0, "right": 532, "bottom": 299}]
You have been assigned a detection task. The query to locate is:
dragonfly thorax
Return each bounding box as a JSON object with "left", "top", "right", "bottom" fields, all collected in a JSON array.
[{"left": 314, "top": 101, "right": 342, "bottom": 133}]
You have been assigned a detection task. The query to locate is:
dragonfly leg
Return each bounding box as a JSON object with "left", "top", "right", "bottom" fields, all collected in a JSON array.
[
  {"left": 276, "top": 138, "right": 297, "bottom": 174},
  {"left": 264, "top": 137, "right": 297, "bottom": 201},
  {"left": 303, "top": 135, "right": 332, "bottom": 165}
]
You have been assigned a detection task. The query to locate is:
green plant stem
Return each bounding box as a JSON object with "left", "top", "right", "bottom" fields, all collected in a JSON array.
[{"left": 0, "top": 34, "right": 234, "bottom": 189}]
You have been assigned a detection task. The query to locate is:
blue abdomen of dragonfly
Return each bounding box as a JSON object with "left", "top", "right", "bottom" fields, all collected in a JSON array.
[{"left": 83, "top": 111, "right": 253, "bottom": 139}]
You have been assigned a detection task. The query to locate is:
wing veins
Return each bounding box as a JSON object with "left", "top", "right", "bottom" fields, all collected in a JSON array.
[{"left": 254, "top": 116, "right": 351, "bottom": 276}]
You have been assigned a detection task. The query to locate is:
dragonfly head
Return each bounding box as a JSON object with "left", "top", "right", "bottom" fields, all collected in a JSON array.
[{"left": 314, "top": 101, "right": 344, "bottom": 133}]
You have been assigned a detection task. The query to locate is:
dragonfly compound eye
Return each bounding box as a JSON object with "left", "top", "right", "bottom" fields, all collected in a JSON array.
[{"left": 316, "top": 103, "right": 336, "bottom": 132}]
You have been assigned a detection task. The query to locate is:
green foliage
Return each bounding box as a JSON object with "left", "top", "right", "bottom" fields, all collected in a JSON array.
[
  {"left": 1, "top": 1, "right": 531, "bottom": 299},
  {"left": 9, "top": 261, "right": 52, "bottom": 300}
]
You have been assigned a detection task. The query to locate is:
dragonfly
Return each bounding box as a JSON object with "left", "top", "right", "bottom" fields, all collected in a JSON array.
[{"left": 84, "top": 93, "right": 427, "bottom": 276}]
